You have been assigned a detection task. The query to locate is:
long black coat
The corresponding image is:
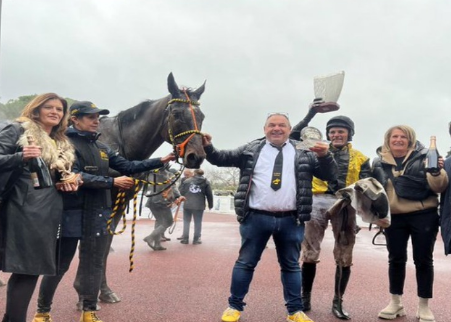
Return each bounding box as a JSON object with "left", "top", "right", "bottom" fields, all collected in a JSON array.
[{"left": 0, "top": 123, "right": 63, "bottom": 275}]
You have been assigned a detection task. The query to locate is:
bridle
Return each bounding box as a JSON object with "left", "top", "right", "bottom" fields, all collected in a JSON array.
[{"left": 166, "top": 90, "right": 203, "bottom": 163}]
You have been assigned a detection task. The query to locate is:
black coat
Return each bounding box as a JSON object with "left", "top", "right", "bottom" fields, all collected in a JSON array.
[
  {"left": 0, "top": 123, "right": 63, "bottom": 275},
  {"left": 61, "top": 128, "right": 165, "bottom": 238},
  {"left": 440, "top": 157, "right": 451, "bottom": 255}
]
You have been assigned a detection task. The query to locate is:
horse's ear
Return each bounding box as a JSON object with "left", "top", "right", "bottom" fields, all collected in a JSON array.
[
  {"left": 167, "top": 72, "right": 181, "bottom": 99},
  {"left": 192, "top": 80, "right": 206, "bottom": 100}
]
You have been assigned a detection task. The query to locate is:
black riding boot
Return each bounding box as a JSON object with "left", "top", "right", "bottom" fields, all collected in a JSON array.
[
  {"left": 302, "top": 262, "right": 317, "bottom": 312},
  {"left": 1, "top": 314, "right": 8, "bottom": 322},
  {"left": 332, "top": 265, "right": 351, "bottom": 320}
]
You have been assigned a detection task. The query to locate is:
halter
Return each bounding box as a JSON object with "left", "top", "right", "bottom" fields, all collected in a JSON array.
[{"left": 166, "top": 90, "right": 202, "bottom": 163}]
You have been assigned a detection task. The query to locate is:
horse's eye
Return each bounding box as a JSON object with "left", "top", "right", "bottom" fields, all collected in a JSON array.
[{"left": 171, "top": 110, "right": 184, "bottom": 118}]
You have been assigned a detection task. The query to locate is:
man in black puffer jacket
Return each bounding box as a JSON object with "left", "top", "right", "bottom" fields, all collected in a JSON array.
[{"left": 204, "top": 113, "right": 337, "bottom": 322}]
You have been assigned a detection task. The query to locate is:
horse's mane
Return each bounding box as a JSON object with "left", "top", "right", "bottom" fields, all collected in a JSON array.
[
  {"left": 116, "top": 96, "right": 170, "bottom": 123},
  {"left": 114, "top": 87, "right": 199, "bottom": 124}
]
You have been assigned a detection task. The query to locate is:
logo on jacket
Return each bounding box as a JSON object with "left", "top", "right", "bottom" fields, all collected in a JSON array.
[
  {"left": 189, "top": 184, "right": 202, "bottom": 194},
  {"left": 99, "top": 150, "right": 108, "bottom": 160}
]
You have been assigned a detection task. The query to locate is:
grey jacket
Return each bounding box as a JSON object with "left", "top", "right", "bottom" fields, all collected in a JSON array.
[{"left": 179, "top": 175, "right": 213, "bottom": 210}]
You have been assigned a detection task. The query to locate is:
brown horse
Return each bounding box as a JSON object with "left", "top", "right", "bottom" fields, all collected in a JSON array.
[{"left": 74, "top": 73, "right": 207, "bottom": 305}]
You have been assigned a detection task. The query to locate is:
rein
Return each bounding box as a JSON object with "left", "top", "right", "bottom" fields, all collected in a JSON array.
[{"left": 167, "top": 90, "right": 203, "bottom": 163}]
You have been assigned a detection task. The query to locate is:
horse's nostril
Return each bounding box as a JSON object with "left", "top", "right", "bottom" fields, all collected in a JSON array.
[{"left": 185, "top": 153, "right": 205, "bottom": 169}]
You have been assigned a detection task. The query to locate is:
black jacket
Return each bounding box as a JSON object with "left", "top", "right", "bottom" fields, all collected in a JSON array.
[
  {"left": 205, "top": 138, "right": 337, "bottom": 223},
  {"left": 0, "top": 122, "right": 63, "bottom": 275},
  {"left": 62, "top": 127, "right": 164, "bottom": 238},
  {"left": 372, "top": 141, "right": 447, "bottom": 215}
]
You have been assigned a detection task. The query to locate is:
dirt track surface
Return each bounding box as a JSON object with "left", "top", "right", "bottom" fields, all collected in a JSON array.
[{"left": 1, "top": 211, "right": 450, "bottom": 322}]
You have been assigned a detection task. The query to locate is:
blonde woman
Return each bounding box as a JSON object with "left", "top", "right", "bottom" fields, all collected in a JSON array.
[
  {"left": 372, "top": 125, "right": 448, "bottom": 322},
  {"left": 0, "top": 93, "right": 79, "bottom": 322}
]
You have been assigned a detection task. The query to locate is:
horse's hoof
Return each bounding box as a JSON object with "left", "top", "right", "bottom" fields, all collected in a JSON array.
[{"left": 99, "top": 292, "right": 121, "bottom": 303}]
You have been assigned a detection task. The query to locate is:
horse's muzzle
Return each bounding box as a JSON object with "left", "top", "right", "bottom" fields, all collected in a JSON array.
[{"left": 184, "top": 153, "right": 205, "bottom": 169}]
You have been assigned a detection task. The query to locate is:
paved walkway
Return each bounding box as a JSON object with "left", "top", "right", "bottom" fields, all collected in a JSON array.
[{"left": 1, "top": 211, "right": 450, "bottom": 322}]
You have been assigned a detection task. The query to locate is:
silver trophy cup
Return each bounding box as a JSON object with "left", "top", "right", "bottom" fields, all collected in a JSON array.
[{"left": 311, "top": 71, "right": 345, "bottom": 113}]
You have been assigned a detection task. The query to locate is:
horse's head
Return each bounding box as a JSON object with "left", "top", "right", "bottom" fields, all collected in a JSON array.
[{"left": 165, "top": 72, "right": 206, "bottom": 169}]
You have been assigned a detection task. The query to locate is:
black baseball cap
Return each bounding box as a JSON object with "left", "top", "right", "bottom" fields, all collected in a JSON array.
[{"left": 70, "top": 101, "right": 110, "bottom": 116}]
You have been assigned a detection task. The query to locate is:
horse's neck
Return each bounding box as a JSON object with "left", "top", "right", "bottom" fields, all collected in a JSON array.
[{"left": 119, "top": 100, "right": 169, "bottom": 160}]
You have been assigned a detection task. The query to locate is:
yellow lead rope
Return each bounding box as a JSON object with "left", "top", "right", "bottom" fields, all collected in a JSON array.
[{"left": 106, "top": 169, "right": 182, "bottom": 272}]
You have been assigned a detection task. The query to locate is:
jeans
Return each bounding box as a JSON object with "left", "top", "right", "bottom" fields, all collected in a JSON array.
[
  {"left": 182, "top": 208, "right": 204, "bottom": 240},
  {"left": 385, "top": 209, "right": 439, "bottom": 298},
  {"left": 73, "top": 235, "right": 109, "bottom": 310},
  {"left": 37, "top": 237, "right": 79, "bottom": 313},
  {"left": 228, "top": 210, "right": 304, "bottom": 314}
]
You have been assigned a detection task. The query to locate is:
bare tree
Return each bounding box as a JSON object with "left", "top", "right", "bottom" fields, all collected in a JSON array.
[{"left": 204, "top": 167, "right": 239, "bottom": 193}]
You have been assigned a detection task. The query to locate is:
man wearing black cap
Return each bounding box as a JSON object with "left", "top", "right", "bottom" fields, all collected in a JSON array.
[
  {"left": 290, "top": 113, "right": 371, "bottom": 320},
  {"left": 32, "top": 101, "right": 175, "bottom": 322}
]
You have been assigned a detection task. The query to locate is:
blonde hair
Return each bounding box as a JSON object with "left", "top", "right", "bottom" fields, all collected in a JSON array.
[
  {"left": 17, "top": 93, "right": 69, "bottom": 141},
  {"left": 383, "top": 125, "right": 416, "bottom": 151}
]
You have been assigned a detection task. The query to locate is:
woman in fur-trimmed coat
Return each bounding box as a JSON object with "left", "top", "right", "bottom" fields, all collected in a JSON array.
[{"left": 0, "top": 93, "right": 78, "bottom": 322}]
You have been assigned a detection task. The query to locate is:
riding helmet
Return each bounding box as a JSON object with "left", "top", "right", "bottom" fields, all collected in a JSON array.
[{"left": 326, "top": 115, "right": 355, "bottom": 141}]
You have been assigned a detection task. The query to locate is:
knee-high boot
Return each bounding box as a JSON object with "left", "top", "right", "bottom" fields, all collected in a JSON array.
[
  {"left": 332, "top": 265, "right": 351, "bottom": 320},
  {"left": 301, "top": 262, "right": 317, "bottom": 311}
]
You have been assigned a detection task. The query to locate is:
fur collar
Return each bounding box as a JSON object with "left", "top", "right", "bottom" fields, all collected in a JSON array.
[{"left": 17, "top": 120, "right": 75, "bottom": 171}]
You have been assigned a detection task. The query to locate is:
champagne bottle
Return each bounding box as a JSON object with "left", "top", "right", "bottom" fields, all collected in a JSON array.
[
  {"left": 425, "top": 136, "right": 440, "bottom": 173},
  {"left": 27, "top": 135, "right": 53, "bottom": 189}
]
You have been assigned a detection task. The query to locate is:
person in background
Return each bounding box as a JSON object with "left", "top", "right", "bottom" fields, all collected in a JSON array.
[
  {"left": 181, "top": 168, "right": 194, "bottom": 184},
  {"left": 205, "top": 113, "right": 337, "bottom": 322},
  {"left": 143, "top": 166, "right": 185, "bottom": 251},
  {"left": 0, "top": 93, "right": 79, "bottom": 322},
  {"left": 372, "top": 125, "right": 447, "bottom": 322},
  {"left": 31, "top": 101, "right": 174, "bottom": 322},
  {"left": 179, "top": 168, "right": 213, "bottom": 244},
  {"left": 290, "top": 115, "right": 371, "bottom": 320},
  {"left": 177, "top": 169, "right": 193, "bottom": 240},
  {"left": 440, "top": 122, "right": 451, "bottom": 260}
]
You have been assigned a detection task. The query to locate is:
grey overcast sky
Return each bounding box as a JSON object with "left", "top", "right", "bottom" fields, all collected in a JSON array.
[{"left": 1, "top": 0, "right": 451, "bottom": 163}]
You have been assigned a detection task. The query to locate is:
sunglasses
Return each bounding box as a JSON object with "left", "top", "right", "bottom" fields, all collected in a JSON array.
[{"left": 267, "top": 112, "right": 289, "bottom": 119}]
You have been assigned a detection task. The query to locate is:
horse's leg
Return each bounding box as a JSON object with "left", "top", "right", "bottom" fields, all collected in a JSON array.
[{"left": 98, "top": 213, "right": 122, "bottom": 303}]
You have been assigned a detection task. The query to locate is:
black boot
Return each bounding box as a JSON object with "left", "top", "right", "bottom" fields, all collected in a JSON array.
[
  {"left": 332, "top": 266, "right": 351, "bottom": 320},
  {"left": 2, "top": 314, "right": 9, "bottom": 322},
  {"left": 301, "top": 262, "right": 317, "bottom": 311}
]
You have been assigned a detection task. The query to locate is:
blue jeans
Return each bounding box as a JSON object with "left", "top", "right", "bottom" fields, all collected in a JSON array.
[
  {"left": 182, "top": 208, "right": 204, "bottom": 240},
  {"left": 228, "top": 211, "right": 304, "bottom": 314}
]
